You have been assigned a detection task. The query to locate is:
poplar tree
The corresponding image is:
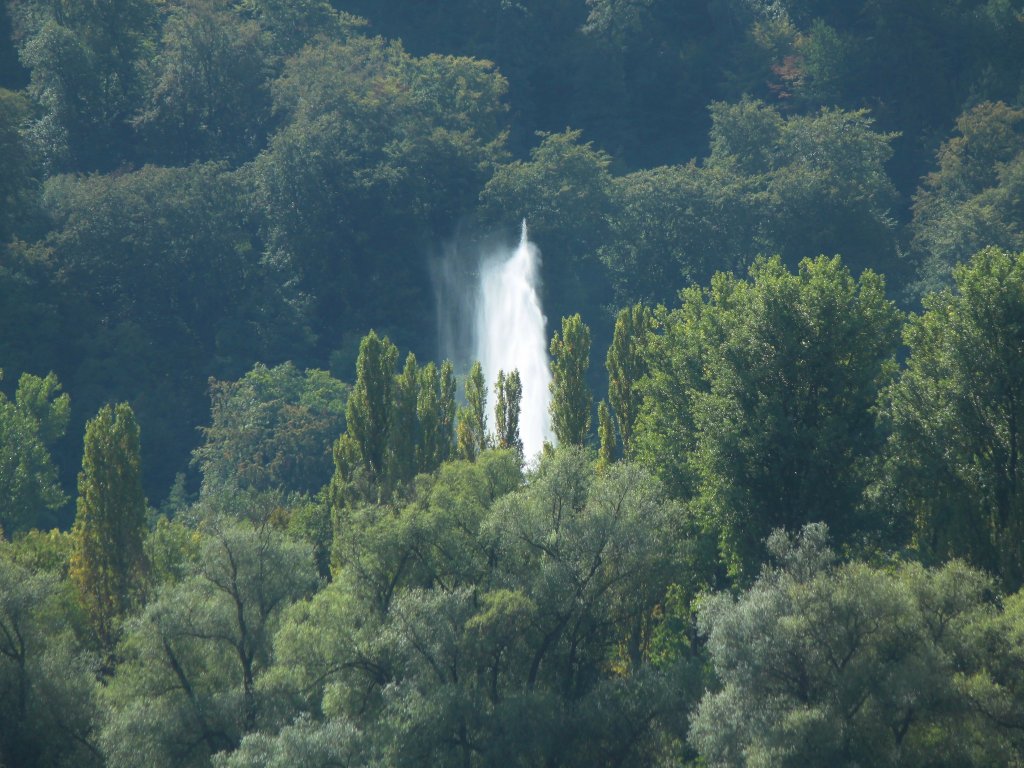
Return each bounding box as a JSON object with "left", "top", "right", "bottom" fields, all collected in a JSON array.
[
  {"left": 550, "top": 314, "right": 592, "bottom": 447},
  {"left": 417, "top": 361, "right": 441, "bottom": 473},
  {"left": 457, "top": 361, "right": 487, "bottom": 461},
  {"left": 598, "top": 400, "right": 615, "bottom": 469},
  {"left": 494, "top": 369, "right": 523, "bottom": 455},
  {"left": 70, "top": 403, "right": 147, "bottom": 656},
  {"left": 438, "top": 360, "right": 456, "bottom": 464},
  {"left": 390, "top": 352, "right": 420, "bottom": 489},
  {"left": 606, "top": 303, "right": 649, "bottom": 455},
  {"left": 416, "top": 360, "right": 456, "bottom": 473},
  {"left": 341, "top": 331, "right": 399, "bottom": 487}
]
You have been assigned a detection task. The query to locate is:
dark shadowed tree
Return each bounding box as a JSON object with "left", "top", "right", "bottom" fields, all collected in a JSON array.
[
  {"left": 911, "top": 102, "right": 1024, "bottom": 297},
  {"left": 192, "top": 363, "right": 347, "bottom": 498},
  {"left": 880, "top": 247, "right": 1024, "bottom": 587}
]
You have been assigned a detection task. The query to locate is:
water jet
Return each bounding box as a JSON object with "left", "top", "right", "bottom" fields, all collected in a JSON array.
[{"left": 475, "top": 221, "right": 554, "bottom": 458}]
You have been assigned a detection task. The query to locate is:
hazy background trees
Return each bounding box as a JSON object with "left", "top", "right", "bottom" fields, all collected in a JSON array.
[{"left": 3, "top": 1, "right": 1024, "bottom": 764}]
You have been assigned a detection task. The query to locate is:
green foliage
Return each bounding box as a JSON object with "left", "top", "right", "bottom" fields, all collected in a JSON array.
[
  {"left": 12, "top": 0, "right": 158, "bottom": 170},
  {"left": 332, "top": 332, "right": 460, "bottom": 507},
  {"left": 276, "top": 447, "right": 695, "bottom": 766},
  {"left": 144, "top": 515, "right": 201, "bottom": 589},
  {"left": 912, "top": 102, "right": 1024, "bottom": 296},
  {"left": 43, "top": 161, "right": 309, "bottom": 495},
  {"left": 100, "top": 518, "right": 317, "bottom": 767},
  {"left": 257, "top": 35, "right": 509, "bottom": 346},
  {"left": 133, "top": 0, "right": 273, "bottom": 165},
  {"left": 549, "top": 314, "right": 593, "bottom": 447},
  {"left": 329, "top": 450, "right": 522, "bottom": 611},
  {"left": 480, "top": 130, "right": 613, "bottom": 259},
  {"left": 193, "top": 362, "right": 347, "bottom": 498},
  {"left": 5, "top": 3, "right": 1024, "bottom": 763},
  {"left": 0, "top": 240, "right": 63, "bottom": 379},
  {"left": 0, "top": 370, "right": 68, "bottom": 534},
  {"left": 606, "top": 303, "right": 649, "bottom": 456},
  {"left": 635, "top": 256, "right": 902, "bottom": 579},
  {"left": 70, "top": 403, "right": 148, "bottom": 654},
  {"left": 213, "top": 716, "right": 370, "bottom": 768},
  {"left": 15, "top": 370, "right": 70, "bottom": 446},
  {"left": 601, "top": 162, "right": 764, "bottom": 308},
  {"left": 389, "top": 353, "right": 420, "bottom": 492},
  {"left": 247, "top": 0, "right": 360, "bottom": 57},
  {"left": 880, "top": 247, "right": 1024, "bottom": 587},
  {"left": 493, "top": 369, "right": 523, "bottom": 455},
  {"left": 416, "top": 360, "right": 455, "bottom": 475},
  {"left": 3, "top": 527, "right": 74, "bottom": 577},
  {"left": 597, "top": 400, "right": 615, "bottom": 469},
  {"left": 957, "top": 588, "right": 1024, "bottom": 760},
  {"left": 0, "top": 554, "right": 100, "bottom": 767},
  {"left": 480, "top": 131, "right": 615, "bottom": 321},
  {"left": 0, "top": 88, "right": 40, "bottom": 243},
  {"left": 337, "top": 331, "right": 399, "bottom": 496},
  {"left": 280, "top": 495, "right": 334, "bottom": 580},
  {"left": 691, "top": 524, "right": 1005, "bottom": 767},
  {"left": 456, "top": 361, "right": 487, "bottom": 461},
  {"left": 708, "top": 99, "right": 901, "bottom": 277},
  {"left": 438, "top": 361, "right": 457, "bottom": 464},
  {"left": 599, "top": 100, "right": 900, "bottom": 308}
]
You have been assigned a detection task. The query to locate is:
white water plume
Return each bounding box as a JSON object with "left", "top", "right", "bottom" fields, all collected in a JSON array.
[{"left": 476, "top": 221, "right": 554, "bottom": 458}]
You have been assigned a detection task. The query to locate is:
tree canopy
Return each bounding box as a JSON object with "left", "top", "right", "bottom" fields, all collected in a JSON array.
[{"left": 3, "top": 2, "right": 1024, "bottom": 765}]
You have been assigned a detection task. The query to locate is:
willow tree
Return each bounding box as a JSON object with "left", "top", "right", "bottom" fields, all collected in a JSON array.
[{"left": 70, "top": 403, "right": 148, "bottom": 656}]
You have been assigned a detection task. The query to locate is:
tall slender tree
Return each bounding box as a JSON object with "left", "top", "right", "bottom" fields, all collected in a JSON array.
[
  {"left": 69, "top": 403, "right": 147, "bottom": 657},
  {"left": 341, "top": 331, "right": 399, "bottom": 486},
  {"left": 390, "top": 352, "right": 420, "bottom": 489},
  {"left": 438, "top": 360, "right": 456, "bottom": 465},
  {"left": 457, "top": 361, "right": 488, "bottom": 461},
  {"left": 416, "top": 360, "right": 457, "bottom": 473},
  {"left": 494, "top": 369, "right": 523, "bottom": 455},
  {"left": 597, "top": 399, "right": 615, "bottom": 469},
  {"left": 606, "top": 303, "right": 649, "bottom": 456},
  {"left": 550, "top": 314, "right": 592, "bottom": 447},
  {"left": 417, "top": 361, "right": 441, "bottom": 474}
]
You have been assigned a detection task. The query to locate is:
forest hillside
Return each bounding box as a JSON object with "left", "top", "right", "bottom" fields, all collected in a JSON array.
[{"left": 2, "top": 1, "right": 1024, "bottom": 766}]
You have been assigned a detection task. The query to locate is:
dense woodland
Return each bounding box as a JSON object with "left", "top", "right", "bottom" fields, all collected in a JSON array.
[{"left": 2, "top": 0, "right": 1024, "bottom": 765}]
